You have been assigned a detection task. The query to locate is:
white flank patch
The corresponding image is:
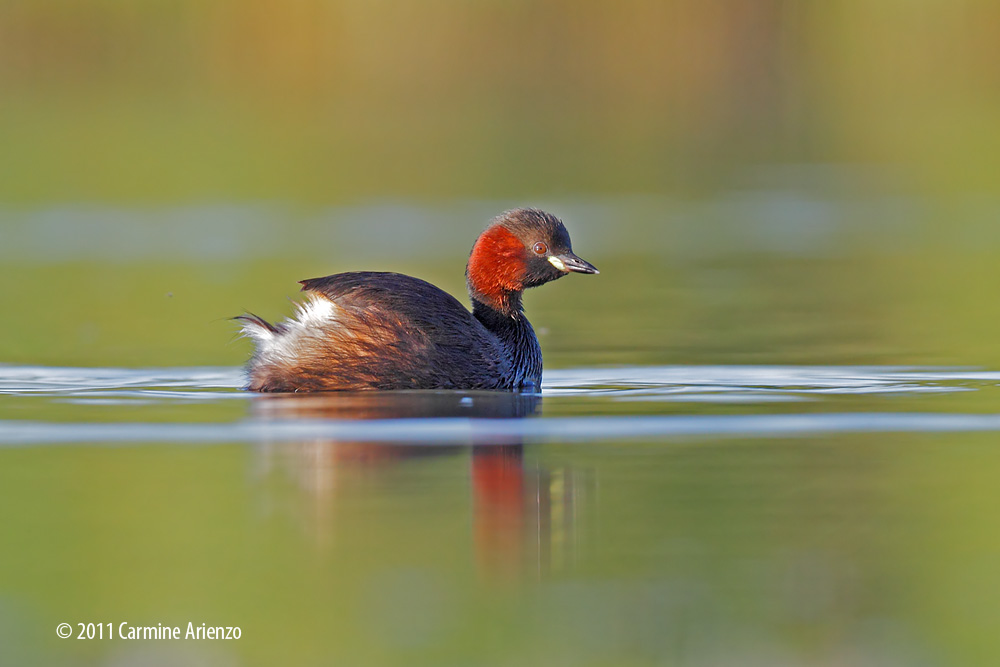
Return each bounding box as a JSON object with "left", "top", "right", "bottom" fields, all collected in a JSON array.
[
  {"left": 249, "top": 295, "right": 344, "bottom": 365},
  {"left": 293, "top": 295, "right": 337, "bottom": 328},
  {"left": 548, "top": 255, "right": 567, "bottom": 272}
]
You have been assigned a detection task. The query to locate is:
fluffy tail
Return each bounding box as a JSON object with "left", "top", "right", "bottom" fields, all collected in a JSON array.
[{"left": 234, "top": 313, "right": 281, "bottom": 341}]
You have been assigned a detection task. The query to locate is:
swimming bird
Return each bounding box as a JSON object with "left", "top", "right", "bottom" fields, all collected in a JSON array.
[{"left": 238, "top": 208, "right": 598, "bottom": 392}]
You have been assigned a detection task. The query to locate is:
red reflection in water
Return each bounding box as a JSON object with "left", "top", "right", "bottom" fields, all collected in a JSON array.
[
  {"left": 251, "top": 392, "right": 586, "bottom": 579},
  {"left": 472, "top": 445, "right": 526, "bottom": 579}
]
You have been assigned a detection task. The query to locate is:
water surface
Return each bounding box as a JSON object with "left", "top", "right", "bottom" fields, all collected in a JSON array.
[
  {"left": 5, "top": 3, "right": 1000, "bottom": 664},
  {"left": 3, "top": 364, "right": 1000, "bottom": 665},
  {"left": 3, "top": 364, "right": 1000, "bottom": 445}
]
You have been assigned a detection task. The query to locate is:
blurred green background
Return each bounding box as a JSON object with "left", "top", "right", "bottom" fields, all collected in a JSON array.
[
  {"left": 6, "top": 4, "right": 1000, "bottom": 667},
  {"left": 2, "top": 0, "right": 1000, "bottom": 369}
]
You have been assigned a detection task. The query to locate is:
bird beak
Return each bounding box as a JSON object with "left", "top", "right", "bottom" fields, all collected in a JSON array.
[{"left": 549, "top": 253, "right": 599, "bottom": 275}]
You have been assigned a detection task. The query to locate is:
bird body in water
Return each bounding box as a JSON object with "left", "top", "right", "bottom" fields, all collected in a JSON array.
[{"left": 238, "top": 208, "right": 598, "bottom": 392}]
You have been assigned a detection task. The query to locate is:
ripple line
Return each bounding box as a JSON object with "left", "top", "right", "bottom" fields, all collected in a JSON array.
[{"left": 3, "top": 413, "right": 1000, "bottom": 447}]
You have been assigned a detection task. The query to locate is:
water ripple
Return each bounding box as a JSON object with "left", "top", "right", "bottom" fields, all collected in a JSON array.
[
  {"left": 2, "top": 364, "right": 997, "bottom": 400},
  {"left": 2, "top": 364, "right": 1000, "bottom": 445},
  {"left": 4, "top": 412, "right": 1000, "bottom": 447}
]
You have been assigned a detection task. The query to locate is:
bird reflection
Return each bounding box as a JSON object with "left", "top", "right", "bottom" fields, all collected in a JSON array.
[
  {"left": 250, "top": 391, "right": 586, "bottom": 579},
  {"left": 252, "top": 389, "right": 540, "bottom": 421}
]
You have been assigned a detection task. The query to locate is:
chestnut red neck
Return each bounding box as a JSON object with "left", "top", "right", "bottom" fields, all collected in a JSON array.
[{"left": 466, "top": 225, "right": 527, "bottom": 317}]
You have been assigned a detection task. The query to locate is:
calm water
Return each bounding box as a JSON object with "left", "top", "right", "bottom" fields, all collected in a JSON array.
[
  {"left": 5, "top": 2, "right": 1000, "bottom": 663},
  {"left": 3, "top": 363, "right": 1000, "bottom": 666}
]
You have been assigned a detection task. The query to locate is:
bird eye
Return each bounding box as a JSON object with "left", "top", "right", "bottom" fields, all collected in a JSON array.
[{"left": 532, "top": 242, "right": 548, "bottom": 255}]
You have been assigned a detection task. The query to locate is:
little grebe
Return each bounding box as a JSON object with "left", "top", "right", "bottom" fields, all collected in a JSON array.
[{"left": 238, "top": 208, "right": 598, "bottom": 392}]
